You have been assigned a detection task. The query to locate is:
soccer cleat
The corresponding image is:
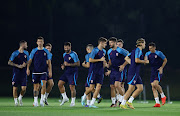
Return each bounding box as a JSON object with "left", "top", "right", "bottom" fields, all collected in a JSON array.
[
  {"left": 153, "top": 103, "right": 161, "bottom": 107},
  {"left": 85, "top": 104, "right": 89, "bottom": 107},
  {"left": 161, "top": 96, "right": 166, "bottom": 105},
  {"left": 126, "top": 102, "right": 135, "bottom": 109},
  {"left": 40, "top": 100, "right": 44, "bottom": 107},
  {"left": 18, "top": 97, "right": 23, "bottom": 106},
  {"left": 89, "top": 104, "right": 98, "bottom": 108},
  {"left": 118, "top": 102, "right": 121, "bottom": 107},
  {"left": 44, "top": 98, "right": 49, "bottom": 105},
  {"left": 70, "top": 103, "right": 75, "bottom": 107},
  {"left": 33, "top": 102, "right": 39, "bottom": 107},
  {"left": 120, "top": 104, "right": 129, "bottom": 109},
  {"left": 110, "top": 104, "right": 116, "bottom": 107},
  {"left": 15, "top": 102, "right": 18, "bottom": 107},
  {"left": 81, "top": 96, "right": 85, "bottom": 106},
  {"left": 97, "top": 96, "right": 103, "bottom": 104},
  {"left": 60, "top": 97, "right": 69, "bottom": 106}
]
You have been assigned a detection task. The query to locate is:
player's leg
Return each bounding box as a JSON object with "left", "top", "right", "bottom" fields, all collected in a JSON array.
[
  {"left": 40, "top": 80, "right": 47, "bottom": 107},
  {"left": 110, "top": 84, "right": 116, "bottom": 107},
  {"left": 120, "top": 82, "right": 125, "bottom": 94},
  {"left": 33, "top": 83, "right": 40, "bottom": 107},
  {"left": 18, "top": 86, "right": 26, "bottom": 106},
  {"left": 69, "top": 85, "right": 76, "bottom": 106},
  {"left": 154, "top": 80, "right": 166, "bottom": 105},
  {"left": 85, "top": 87, "right": 91, "bottom": 107},
  {"left": 120, "top": 84, "right": 135, "bottom": 109},
  {"left": 45, "top": 79, "right": 54, "bottom": 105},
  {"left": 81, "top": 84, "right": 95, "bottom": 106},
  {"left": 13, "top": 86, "right": 18, "bottom": 106},
  {"left": 151, "top": 82, "right": 161, "bottom": 107},
  {"left": 89, "top": 83, "right": 102, "bottom": 107},
  {"left": 92, "top": 87, "right": 103, "bottom": 104}
]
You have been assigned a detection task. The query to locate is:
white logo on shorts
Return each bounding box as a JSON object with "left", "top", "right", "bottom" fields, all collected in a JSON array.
[
  {"left": 32, "top": 79, "right": 35, "bottom": 82},
  {"left": 12, "top": 81, "right": 15, "bottom": 85},
  {"left": 91, "top": 80, "right": 93, "bottom": 83},
  {"left": 155, "top": 55, "right": 157, "bottom": 58},
  {"left": 69, "top": 57, "right": 71, "bottom": 60},
  {"left": 24, "top": 55, "right": 27, "bottom": 58},
  {"left": 133, "top": 80, "right": 136, "bottom": 84},
  {"left": 44, "top": 53, "right": 46, "bottom": 56}
]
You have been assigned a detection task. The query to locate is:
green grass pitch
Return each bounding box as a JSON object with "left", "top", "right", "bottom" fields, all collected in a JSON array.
[{"left": 0, "top": 97, "right": 180, "bottom": 116}]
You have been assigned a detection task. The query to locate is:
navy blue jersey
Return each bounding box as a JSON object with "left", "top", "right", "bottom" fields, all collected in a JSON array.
[
  {"left": 128, "top": 48, "right": 144, "bottom": 76},
  {"left": 9, "top": 50, "right": 29, "bottom": 74},
  {"left": 145, "top": 50, "right": 166, "bottom": 70},
  {"left": 89, "top": 47, "right": 106, "bottom": 75},
  {"left": 107, "top": 47, "right": 129, "bottom": 71},
  {"left": 29, "top": 47, "right": 51, "bottom": 73},
  {"left": 85, "top": 53, "right": 93, "bottom": 73},
  {"left": 63, "top": 51, "right": 79, "bottom": 73}
]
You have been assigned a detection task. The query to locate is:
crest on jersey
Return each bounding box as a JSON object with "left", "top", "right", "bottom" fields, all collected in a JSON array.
[
  {"left": 44, "top": 53, "right": 46, "bottom": 56},
  {"left": 116, "top": 53, "right": 118, "bottom": 56},
  {"left": 69, "top": 57, "right": 71, "bottom": 60},
  {"left": 24, "top": 55, "right": 27, "bottom": 58},
  {"left": 155, "top": 55, "right": 157, "bottom": 58}
]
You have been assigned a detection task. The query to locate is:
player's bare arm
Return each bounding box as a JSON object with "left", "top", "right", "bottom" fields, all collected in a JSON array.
[
  {"left": 135, "top": 58, "right": 149, "bottom": 64},
  {"left": 119, "top": 61, "right": 128, "bottom": 72},
  {"left": 8, "top": 60, "right": 26, "bottom": 69},
  {"left": 158, "top": 58, "right": 167, "bottom": 74},
  {"left": 64, "top": 61, "right": 80, "bottom": 67},
  {"left": 26, "top": 59, "right": 32, "bottom": 76},
  {"left": 125, "top": 56, "right": 131, "bottom": 64},
  {"left": 47, "top": 60, "right": 52, "bottom": 78},
  {"left": 82, "top": 61, "right": 90, "bottom": 68},
  {"left": 89, "top": 57, "right": 105, "bottom": 63}
]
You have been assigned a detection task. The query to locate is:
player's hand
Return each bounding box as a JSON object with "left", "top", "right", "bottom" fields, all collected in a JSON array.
[
  {"left": 48, "top": 71, "right": 52, "bottom": 78},
  {"left": 26, "top": 68, "right": 30, "bottom": 76},
  {"left": 22, "top": 62, "right": 26, "bottom": 67},
  {"left": 119, "top": 65, "right": 125, "bottom": 72},
  {"left": 100, "top": 56, "right": 105, "bottom": 62},
  {"left": 144, "top": 60, "right": 149, "bottom": 64},
  {"left": 61, "top": 64, "right": 65, "bottom": 70},
  {"left": 64, "top": 62, "right": 70, "bottom": 66},
  {"left": 82, "top": 61, "right": 86, "bottom": 67},
  {"left": 158, "top": 67, "right": 163, "bottom": 74},
  {"left": 105, "top": 70, "right": 111, "bottom": 76}
]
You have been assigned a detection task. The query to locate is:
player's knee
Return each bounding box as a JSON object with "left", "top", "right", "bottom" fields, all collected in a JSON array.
[
  {"left": 138, "top": 86, "right": 143, "bottom": 92},
  {"left": 110, "top": 85, "right": 115, "bottom": 89},
  {"left": 114, "top": 84, "right": 120, "bottom": 89},
  {"left": 58, "top": 82, "right": 63, "bottom": 88},
  {"left": 49, "top": 81, "right": 54, "bottom": 88},
  {"left": 21, "top": 87, "right": 26, "bottom": 92}
]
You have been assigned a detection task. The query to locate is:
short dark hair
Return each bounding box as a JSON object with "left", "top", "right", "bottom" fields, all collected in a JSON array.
[
  {"left": 86, "top": 44, "right": 94, "bottom": 48},
  {"left": 117, "top": 39, "right": 124, "bottom": 43},
  {"left": 45, "top": 43, "right": 52, "bottom": 48},
  {"left": 98, "top": 37, "right": 107, "bottom": 44},
  {"left": 64, "top": 42, "right": 71, "bottom": 46},
  {"left": 37, "top": 36, "right": 44, "bottom": 41},
  {"left": 108, "top": 37, "right": 117, "bottom": 42},
  {"left": 136, "top": 38, "right": 145, "bottom": 46},
  {"left": 19, "top": 40, "right": 27, "bottom": 46},
  {"left": 149, "top": 42, "right": 156, "bottom": 47}
]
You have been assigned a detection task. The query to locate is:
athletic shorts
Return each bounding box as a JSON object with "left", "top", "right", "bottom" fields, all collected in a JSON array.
[
  {"left": 32, "top": 73, "right": 47, "bottom": 84},
  {"left": 89, "top": 71, "right": 104, "bottom": 85},
  {"left": 150, "top": 71, "right": 163, "bottom": 83},
  {"left": 12, "top": 73, "right": 27, "bottom": 87},
  {"left": 59, "top": 72, "right": 78, "bottom": 85},
  {"left": 127, "top": 73, "right": 143, "bottom": 85}
]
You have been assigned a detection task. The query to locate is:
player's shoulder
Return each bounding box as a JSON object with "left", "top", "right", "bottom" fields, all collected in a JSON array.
[
  {"left": 145, "top": 51, "right": 151, "bottom": 56},
  {"left": 71, "top": 51, "right": 78, "bottom": 56},
  {"left": 31, "top": 47, "right": 38, "bottom": 52},
  {"left": 85, "top": 53, "right": 90, "bottom": 57},
  {"left": 63, "top": 52, "right": 66, "bottom": 57},
  {"left": 102, "top": 49, "right": 106, "bottom": 53},
  {"left": 12, "top": 50, "right": 19, "bottom": 54},
  {"left": 155, "top": 50, "right": 163, "bottom": 54},
  {"left": 43, "top": 48, "right": 49, "bottom": 53},
  {"left": 23, "top": 50, "right": 29, "bottom": 54},
  {"left": 107, "top": 48, "right": 112, "bottom": 54}
]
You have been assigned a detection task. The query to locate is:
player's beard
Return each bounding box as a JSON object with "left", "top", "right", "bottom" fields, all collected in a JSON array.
[
  {"left": 65, "top": 50, "right": 70, "bottom": 53},
  {"left": 110, "top": 45, "right": 114, "bottom": 48}
]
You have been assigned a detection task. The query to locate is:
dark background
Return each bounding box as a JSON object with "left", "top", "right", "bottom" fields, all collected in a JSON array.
[{"left": 1, "top": 0, "right": 180, "bottom": 100}]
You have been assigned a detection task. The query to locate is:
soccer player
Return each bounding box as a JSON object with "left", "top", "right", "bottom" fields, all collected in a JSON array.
[
  {"left": 106, "top": 37, "right": 129, "bottom": 107},
  {"left": 106, "top": 38, "right": 129, "bottom": 106},
  {"left": 120, "top": 38, "right": 149, "bottom": 109},
  {"left": 82, "top": 44, "right": 102, "bottom": 107},
  {"left": 145, "top": 42, "right": 167, "bottom": 107},
  {"left": 27, "top": 36, "right": 52, "bottom": 107},
  {"left": 44, "top": 43, "right": 54, "bottom": 105},
  {"left": 81, "top": 37, "right": 107, "bottom": 108},
  {"left": 58, "top": 42, "right": 80, "bottom": 107},
  {"left": 8, "top": 40, "right": 29, "bottom": 106}
]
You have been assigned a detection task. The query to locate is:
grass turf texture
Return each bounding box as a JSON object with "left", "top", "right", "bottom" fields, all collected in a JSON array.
[{"left": 0, "top": 97, "right": 180, "bottom": 116}]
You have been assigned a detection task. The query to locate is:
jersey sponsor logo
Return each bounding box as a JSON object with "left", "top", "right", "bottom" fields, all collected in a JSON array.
[
  {"left": 133, "top": 80, "right": 136, "bottom": 84},
  {"left": 69, "top": 57, "right": 71, "bottom": 60}
]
